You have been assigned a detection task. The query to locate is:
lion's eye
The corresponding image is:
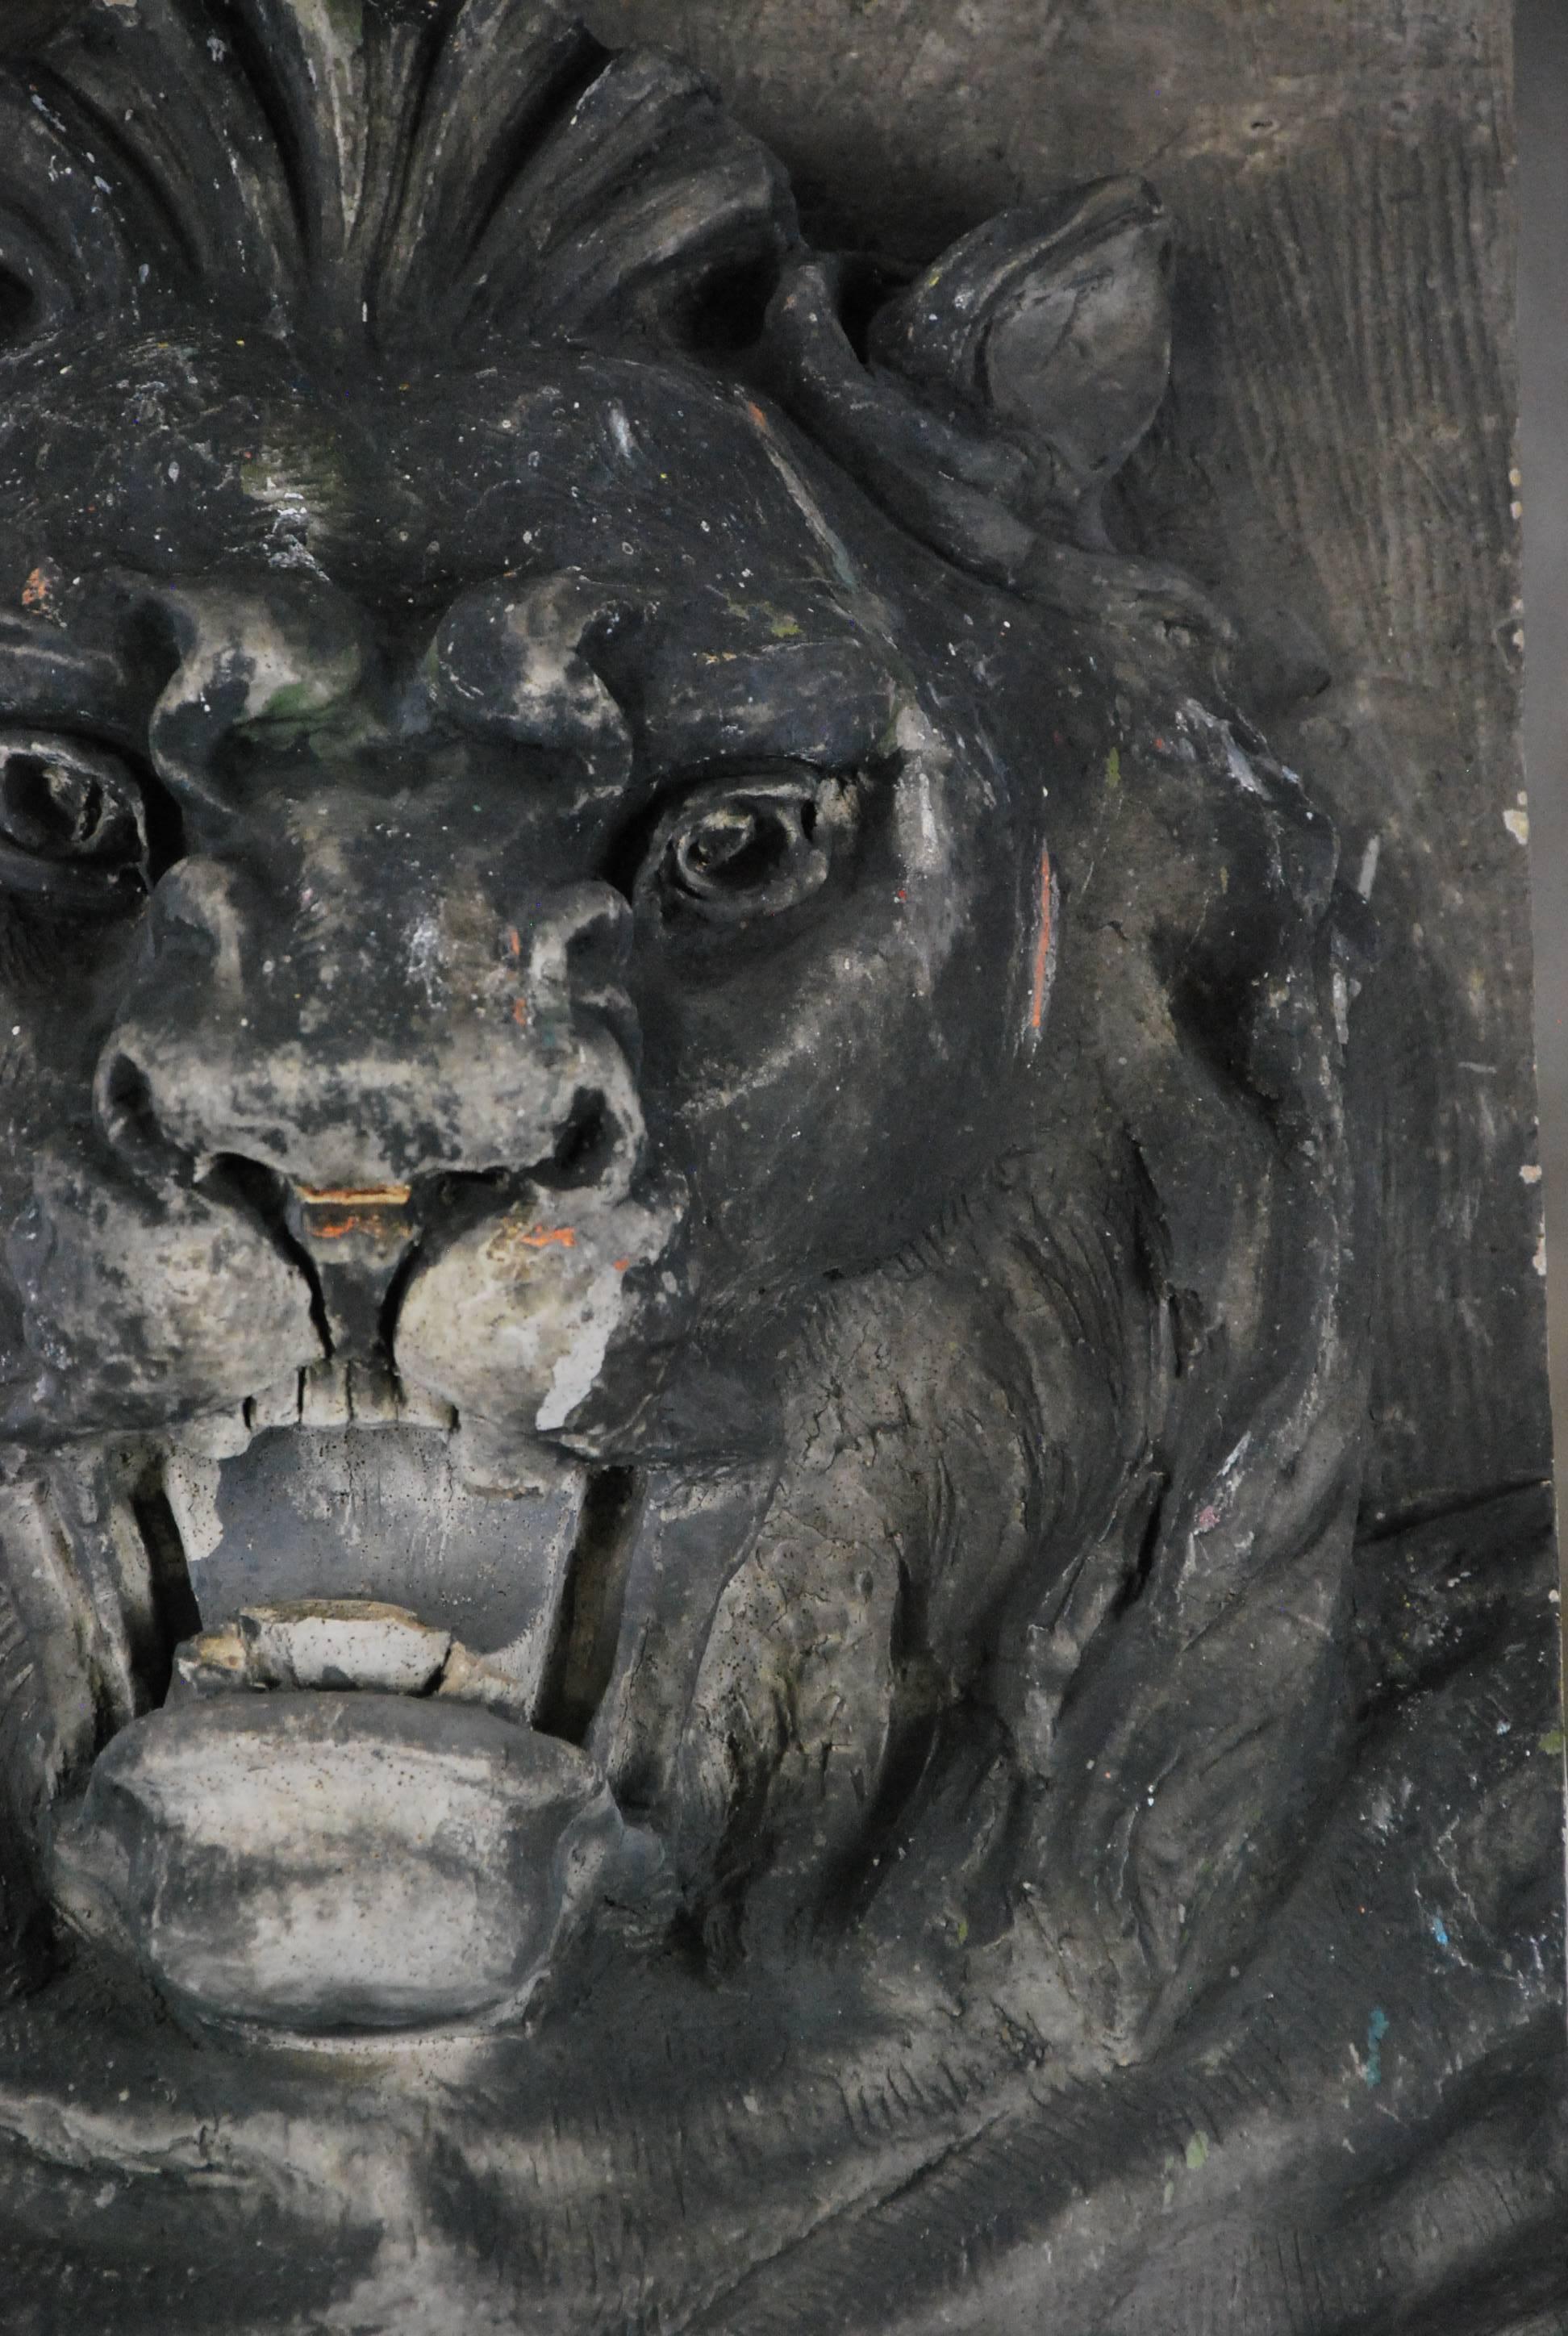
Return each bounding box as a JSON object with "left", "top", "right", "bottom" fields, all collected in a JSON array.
[
  {"left": 648, "top": 775, "right": 844, "bottom": 926},
  {"left": 0, "top": 736, "right": 150, "bottom": 909},
  {"left": 675, "top": 803, "right": 790, "bottom": 891}
]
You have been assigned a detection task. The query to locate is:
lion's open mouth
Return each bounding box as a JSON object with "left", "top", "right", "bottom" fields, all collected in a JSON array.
[
  {"left": 36, "top": 1383, "right": 677, "bottom": 2044},
  {"left": 150, "top": 1361, "right": 641, "bottom": 1744}
]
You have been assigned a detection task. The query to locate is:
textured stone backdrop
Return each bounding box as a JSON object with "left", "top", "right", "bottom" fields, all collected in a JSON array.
[
  {"left": 1519, "top": 0, "right": 1568, "bottom": 1526},
  {"left": 587, "top": 0, "right": 1549, "bottom": 1528}
]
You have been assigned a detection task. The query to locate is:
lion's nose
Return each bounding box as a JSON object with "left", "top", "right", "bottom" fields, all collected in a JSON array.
[
  {"left": 95, "top": 858, "right": 641, "bottom": 1179},
  {"left": 94, "top": 858, "right": 649, "bottom": 1359}
]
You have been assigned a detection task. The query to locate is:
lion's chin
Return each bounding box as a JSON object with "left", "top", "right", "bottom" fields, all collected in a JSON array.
[{"left": 50, "top": 1660, "right": 657, "bottom": 2048}]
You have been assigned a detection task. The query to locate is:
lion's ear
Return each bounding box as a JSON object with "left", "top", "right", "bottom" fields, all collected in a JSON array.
[{"left": 866, "top": 179, "right": 1174, "bottom": 537}]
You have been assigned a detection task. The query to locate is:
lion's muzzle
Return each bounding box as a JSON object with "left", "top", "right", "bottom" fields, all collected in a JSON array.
[{"left": 82, "top": 820, "right": 685, "bottom": 1456}]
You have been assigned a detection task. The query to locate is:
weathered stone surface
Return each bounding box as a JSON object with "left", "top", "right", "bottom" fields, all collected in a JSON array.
[{"left": 0, "top": 3, "right": 1552, "bottom": 2331}]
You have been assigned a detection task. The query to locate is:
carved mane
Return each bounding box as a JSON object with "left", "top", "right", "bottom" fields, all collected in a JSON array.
[
  {"left": 0, "top": 0, "right": 794, "bottom": 355},
  {"left": 2, "top": 2, "right": 1232, "bottom": 659},
  {"left": 673, "top": 635, "right": 1373, "bottom": 2042}
]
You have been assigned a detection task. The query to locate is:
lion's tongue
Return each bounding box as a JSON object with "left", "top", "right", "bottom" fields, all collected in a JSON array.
[{"left": 164, "top": 1425, "right": 588, "bottom": 1721}]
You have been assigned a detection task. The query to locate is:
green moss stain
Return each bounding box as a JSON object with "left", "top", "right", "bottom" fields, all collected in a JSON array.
[
  {"left": 1161, "top": 2128, "right": 1212, "bottom": 2210},
  {"left": 1106, "top": 746, "right": 1122, "bottom": 789},
  {"left": 240, "top": 429, "right": 352, "bottom": 523},
  {"left": 720, "top": 597, "right": 804, "bottom": 640},
  {"left": 252, "top": 640, "right": 367, "bottom": 742},
  {"left": 261, "top": 680, "right": 326, "bottom": 723},
  {"left": 1539, "top": 1728, "right": 1565, "bottom": 1758}
]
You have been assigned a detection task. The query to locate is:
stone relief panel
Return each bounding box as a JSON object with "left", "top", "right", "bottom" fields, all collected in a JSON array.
[{"left": 0, "top": 4, "right": 1556, "bottom": 2330}]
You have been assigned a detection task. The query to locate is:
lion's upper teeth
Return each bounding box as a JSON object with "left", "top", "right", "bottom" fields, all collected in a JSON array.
[
  {"left": 176, "top": 1363, "right": 461, "bottom": 1454},
  {"left": 299, "top": 1358, "right": 419, "bottom": 1429}
]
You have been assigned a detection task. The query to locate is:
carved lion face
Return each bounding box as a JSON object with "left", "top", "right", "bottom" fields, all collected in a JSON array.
[
  {"left": 0, "top": 332, "right": 1031, "bottom": 1454},
  {"left": 0, "top": 2, "right": 1366, "bottom": 2064},
  {"left": 0, "top": 313, "right": 1055, "bottom": 2031}
]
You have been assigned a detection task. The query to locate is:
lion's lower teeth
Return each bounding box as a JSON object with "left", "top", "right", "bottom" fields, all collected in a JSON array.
[
  {"left": 177, "top": 1600, "right": 454, "bottom": 1697},
  {"left": 173, "top": 1601, "right": 543, "bottom": 1729}
]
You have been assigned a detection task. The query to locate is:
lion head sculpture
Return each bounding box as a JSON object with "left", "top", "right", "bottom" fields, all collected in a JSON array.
[{"left": 0, "top": 0, "right": 1375, "bottom": 2309}]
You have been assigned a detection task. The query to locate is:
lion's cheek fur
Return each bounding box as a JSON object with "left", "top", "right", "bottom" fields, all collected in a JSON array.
[
  {"left": 665, "top": 1250, "right": 1097, "bottom": 1961},
  {"left": 6, "top": 1156, "right": 320, "bottom": 1429}
]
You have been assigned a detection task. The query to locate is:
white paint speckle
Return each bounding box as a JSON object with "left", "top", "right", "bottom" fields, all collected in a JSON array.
[
  {"left": 1225, "top": 737, "right": 1266, "bottom": 796},
  {"left": 407, "top": 915, "right": 444, "bottom": 1006},
  {"left": 536, "top": 1266, "right": 628, "bottom": 1433}
]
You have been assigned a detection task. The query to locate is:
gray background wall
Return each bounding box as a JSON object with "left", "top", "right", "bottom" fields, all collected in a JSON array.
[{"left": 1520, "top": 0, "right": 1568, "bottom": 1496}]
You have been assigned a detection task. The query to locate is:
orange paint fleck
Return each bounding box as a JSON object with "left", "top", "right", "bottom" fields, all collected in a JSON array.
[
  {"left": 299, "top": 1184, "right": 412, "bottom": 1208},
  {"left": 1028, "top": 845, "right": 1053, "bottom": 1033},
  {"left": 517, "top": 1225, "right": 577, "bottom": 1250},
  {"left": 21, "top": 566, "right": 52, "bottom": 611},
  {"left": 745, "top": 400, "right": 769, "bottom": 428},
  {"left": 298, "top": 1183, "right": 413, "bottom": 1241},
  {"left": 511, "top": 997, "right": 528, "bottom": 1026},
  {"left": 612, "top": 1258, "right": 631, "bottom": 1273},
  {"left": 505, "top": 926, "right": 523, "bottom": 960}
]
